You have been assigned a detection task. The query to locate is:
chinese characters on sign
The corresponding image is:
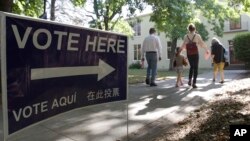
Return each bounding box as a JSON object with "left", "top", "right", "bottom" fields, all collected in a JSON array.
[{"left": 87, "top": 88, "right": 120, "bottom": 101}]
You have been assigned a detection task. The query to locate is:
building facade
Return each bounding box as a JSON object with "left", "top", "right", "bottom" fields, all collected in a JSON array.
[{"left": 128, "top": 13, "right": 250, "bottom": 70}]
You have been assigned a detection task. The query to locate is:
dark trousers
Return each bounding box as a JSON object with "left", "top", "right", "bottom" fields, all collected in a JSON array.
[{"left": 187, "top": 54, "right": 199, "bottom": 84}]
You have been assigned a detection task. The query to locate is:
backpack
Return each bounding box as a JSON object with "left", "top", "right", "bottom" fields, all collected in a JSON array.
[
  {"left": 186, "top": 34, "right": 198, "bottom": 55},
  {"left": 222, "top": 46, "right": 230, "bottom": 68}
]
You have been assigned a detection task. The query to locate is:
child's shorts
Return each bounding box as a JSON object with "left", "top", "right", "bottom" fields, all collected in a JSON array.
[{"left": 176, "top": 66, "right": 184, "bottom": 74}]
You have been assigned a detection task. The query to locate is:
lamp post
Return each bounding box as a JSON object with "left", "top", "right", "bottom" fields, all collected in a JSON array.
[{"left": 39, "top": 0, "right": 47, "bottom": 19}]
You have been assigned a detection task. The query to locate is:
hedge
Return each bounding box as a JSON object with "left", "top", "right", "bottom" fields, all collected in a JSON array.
[{"left": 233, "top": 32, "right": 250, "bottom": 67}]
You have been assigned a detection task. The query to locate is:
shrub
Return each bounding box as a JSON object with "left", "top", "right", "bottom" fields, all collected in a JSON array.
[
  {"left": 233, "top": 33, "right": 250, "bottom": 67},
  {"left": 129, "top": 61, "right": 142, "bottom": 69}
]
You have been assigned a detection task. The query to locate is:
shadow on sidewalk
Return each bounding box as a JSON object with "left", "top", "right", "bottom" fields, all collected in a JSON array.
[
  {"left": 125, "top": 75, "right": 229, "bottom": 141},
  {"left": 130, "top": 78, "right": 223, "bottom": 116}
]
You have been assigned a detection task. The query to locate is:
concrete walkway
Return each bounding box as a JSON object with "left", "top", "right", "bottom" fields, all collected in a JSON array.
[{"left": 0, "top": 69, "right": 248, "bottom": 141}]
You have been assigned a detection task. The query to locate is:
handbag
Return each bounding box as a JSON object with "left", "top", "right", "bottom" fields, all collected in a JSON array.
[
  {"left": 221, "top": 46, "right": 229, "bottom": 68},
  {"left": 182, "top": 58, "right": 188, "bottom": 66},
  {"left": 173, "top": 60, "right": 177, "bottom": 67}
]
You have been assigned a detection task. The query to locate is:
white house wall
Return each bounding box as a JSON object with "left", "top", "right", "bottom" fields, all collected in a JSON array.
[
  {"left": 128, "top": 14, "right": 170, "bottom": 70},
  {"left": 128, "top": 14, "right": 168, "bottom": 69}
]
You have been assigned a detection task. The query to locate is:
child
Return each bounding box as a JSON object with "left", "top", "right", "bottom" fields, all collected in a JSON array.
[{"left": 174, "top": 47, "right": 187, "bottom": 87}]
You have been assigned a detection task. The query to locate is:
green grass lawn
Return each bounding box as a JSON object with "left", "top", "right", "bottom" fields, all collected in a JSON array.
[
  {"left": 128, "top": 69, "right": 182, "bottom": 84},
  {"left": 128, "top": 68, "right": 210, "bottom": 84}
]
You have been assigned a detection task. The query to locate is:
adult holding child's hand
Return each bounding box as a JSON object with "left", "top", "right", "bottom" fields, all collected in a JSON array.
[{"left": 180, "top": 23, "right": 209, "bottom": 88}]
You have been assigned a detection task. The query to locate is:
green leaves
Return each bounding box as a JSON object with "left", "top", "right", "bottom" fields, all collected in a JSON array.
[
  {"left": 71, "top": 0, "right": 86, "bottom": 7},
  {"left": 73, "top": 0, "right": 146, "bottom": 31},
  {"left": 228, "top": 0, "right": 250, "bottom": 12},
  {"left": 12, "top": 0, "right": 44, "bottom": 17},
  {"left": 112, "top": 20, "right": 134, "bottom": 37},
  {"left": 148, "top": 0, "right": 193, "bottom": 39},
  {"left": 233, "top": 33, "right": 250, "bottom": 64},
  {"left": 148, "top": 0, "right": 238, "bottom": 40}
]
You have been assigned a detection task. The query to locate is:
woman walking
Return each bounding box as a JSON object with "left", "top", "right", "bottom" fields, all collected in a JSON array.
[
  {"left": 181, "top": 23, "right": 209, "bottom": 88},
  {"left": 211, "top": 37, "right": 226, "bottom": 83}
]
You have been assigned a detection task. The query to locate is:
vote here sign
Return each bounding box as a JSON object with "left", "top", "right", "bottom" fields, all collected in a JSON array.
[{"left": 0, "top": 13, "right": 127, "bottom": 136}]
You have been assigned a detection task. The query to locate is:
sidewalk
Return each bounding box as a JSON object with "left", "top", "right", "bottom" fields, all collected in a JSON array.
[{"left": 0, "top": 70, "right": 248, "bottom": 141}]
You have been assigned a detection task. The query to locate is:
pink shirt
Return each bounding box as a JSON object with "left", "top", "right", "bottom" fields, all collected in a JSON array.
[{"left": 181, "top": 32, "right": 207, "bottom": 50}]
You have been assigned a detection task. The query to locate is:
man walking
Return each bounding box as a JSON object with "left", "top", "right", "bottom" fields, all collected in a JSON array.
[{"left": 141, "top": 28, "right": 162, "bottom": 86}]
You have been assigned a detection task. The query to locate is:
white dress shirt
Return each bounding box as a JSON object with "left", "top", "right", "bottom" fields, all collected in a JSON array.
[{"left": 141, "top": 34, "right": 162, "bottom": 58}]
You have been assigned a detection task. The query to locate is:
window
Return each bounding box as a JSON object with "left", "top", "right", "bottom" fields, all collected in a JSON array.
[
  {"left": 230, "top": 17, "right": 241, "bottom": 30},
  {"left": 228, "top": 40, "right": 233, "bottom": 46},
  {"left": 228, "top": 40, "right": 241, "bottom": 64},
  {"left": 167, "top": 41, "right": 172, "bottom": 59},
  {"left": 133, "top": 22, "right": 141, "bottom": 36},
  {"left": 133, "top": 44, "right": 142, "bottom": 60}
]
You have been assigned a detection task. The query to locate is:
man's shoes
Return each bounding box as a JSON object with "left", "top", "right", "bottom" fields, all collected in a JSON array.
[
  {"left": 145, "top": 79, "right": 150, "bottom": 85},
  {"left": 212, "top": 79, "right": 215, "bottom": 83},
  {"left": 150, "top": 83, "right": 157, "bottom": 87},
  {"left": 192, "top": 84, "right": 197, "bottom": 88},
  {"left": 188, "top": 80, "right": 191, "bottom": 86},
  {"left": 219, "top": 80, "right": 224, "bottom": 84}
]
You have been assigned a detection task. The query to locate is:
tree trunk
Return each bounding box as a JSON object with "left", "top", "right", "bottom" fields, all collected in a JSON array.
[
  {"left": 104, "top": 17, "right": 109, "bottom": 30},
  {"left": 104, "top": 5, "right": 109, "bottom": 31},
  {"left": 169, "top": 38, "right": 178, "bottom": 71},
  {"left": 0, "top": 0, "right": 13, "bottom": 12},
  {"left": 50, "top": 0, "right": 56, "bottom": 21}
]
